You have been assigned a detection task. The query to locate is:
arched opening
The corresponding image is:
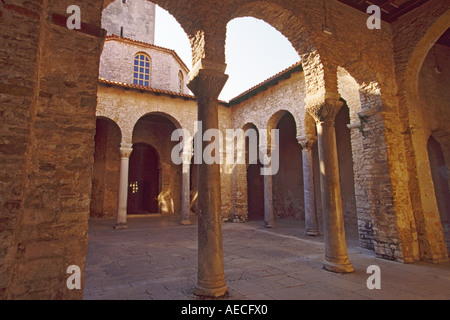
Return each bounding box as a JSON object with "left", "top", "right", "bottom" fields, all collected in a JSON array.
[
  {"left": 90, "top": 117, "right": 122, "bottom": 218},
  {"left": 132, "top": 113, "right": 182, "bottom": 216},
  {"left": 273, "top": 112, "right": 304, "bottom": 220},
  {"left": 335, "top": 103, "right": 358, "bottom": 239},
  {"left": 222, "top": 16, "right": 300, "bottom": 102},
  {"left": 128, "top": 143, "right": 160, "bottom": 214},
  {"left": 245, "top": 123, "right": 264, "bottom": 221},
  {"left": 427, "top": 136, "right": 450, "bottom": 257},
  {"left": 407, "top": 25, "right": 450, "bottom": 261}
]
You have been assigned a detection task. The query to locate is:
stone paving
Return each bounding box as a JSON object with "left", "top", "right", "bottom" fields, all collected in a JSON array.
[{"left": 83, "top": 215, "right": 450, "bottom": 300}]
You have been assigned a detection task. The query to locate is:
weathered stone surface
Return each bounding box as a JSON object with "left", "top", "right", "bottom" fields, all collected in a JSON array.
[{"left": 1, "top": 0, "right": 449, "bottom": 300}]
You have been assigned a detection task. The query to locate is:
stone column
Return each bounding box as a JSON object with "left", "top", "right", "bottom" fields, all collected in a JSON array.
[
  {"left": 260, "top": 143, "right": 275, "bottom": 228},
  {"left": 180, "top": 151, "right": 192, "bottom": 225},
  {"left": 115, "top": 143, "right": 133, "bottom": 230},
  {"left": 297, "top": 135, "right": 320, "bottom": 236},
  {"left": 187, "top": 60, "right": 229, "bottom": 297},
  {"left": 306, "top": 97, "right": 354, "bottom": 273},
  {"left": 263, "top": 171, "right": 275, "bottom": 228}
]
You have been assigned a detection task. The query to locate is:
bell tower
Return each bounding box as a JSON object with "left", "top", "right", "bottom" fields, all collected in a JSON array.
[{"left": 102, "top": 0, "right": 156, "bottom": 44}]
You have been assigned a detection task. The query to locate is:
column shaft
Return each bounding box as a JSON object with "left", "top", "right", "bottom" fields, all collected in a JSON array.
[
  {"left": 180, "top": 159, "right": 192, "bottom": 225},
  {"left": 187, "top": 64, "right": 229, "bottom": 297},
  {"left": 115, "top": 145, "right": 133, "bottom": 229},
  {"left": 317, "top": 121, "right": 353, "bottom": 272},
  {"left": 195, "top": 97, "right": 227, "bottom": 297},
  {"left": 263, "top": 170, "right": 275, "bottom": 228},
  {"left": 302, "top": 146, "right": 320, "bottom": 236}
]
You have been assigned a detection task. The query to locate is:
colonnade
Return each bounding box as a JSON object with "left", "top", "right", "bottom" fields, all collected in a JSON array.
[{"left": 111, "top": 54, "right": 355, "bottom": 297}]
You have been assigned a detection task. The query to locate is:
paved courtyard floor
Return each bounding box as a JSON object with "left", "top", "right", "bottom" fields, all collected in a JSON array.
[{"left": 83, "top": 215, "right": 450, "bottom": 300}]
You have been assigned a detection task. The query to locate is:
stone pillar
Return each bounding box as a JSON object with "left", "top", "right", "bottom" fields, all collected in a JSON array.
[
  {"left": 180, "top": 151, "right": 192, "bottom": 225},
  {"left": 260, "top": 144, "right": 275, "bottom": 228},
  {"left": 306, "top": 97, "right": 354, "bottom": 273},
  {"left": 115, "top": 143, "right": 133, "bottom": 230},
  {"left": 263, "top": 170, "right": 275, "bottom": 228},
  {"left": 297, "top": 135, "right": 320, "bottom": 236},
  {"left": 187, "top": 59, "right": 229, "bottom": 297}
]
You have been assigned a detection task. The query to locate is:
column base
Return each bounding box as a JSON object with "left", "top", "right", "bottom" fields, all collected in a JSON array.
[
  {"left": 180, "top": 219, "right": 192, "bottom": 226},
  {"left": 114, "top": 223, "right": 128, "bottom": 230},
  {"left": 265, "top": 222, "right": 275, "bottom": 228},
  {"left": 323, "top": 258, "right": 354, "bottom": 273},
  {"left": 194, "top": 283, "right": 228, "bottom": 298},
  {"left": 305, "top": 229, "right": 321, "bottom": 237}
]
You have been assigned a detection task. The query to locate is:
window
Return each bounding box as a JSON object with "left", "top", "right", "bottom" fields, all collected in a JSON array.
[
  {"left": 178, "top": 70, "right": 184, "bottom": 93},
  {"left": 133, "top": 53, "right": 151, "bottom": 86},
  {"left": 120, "top": 26, "right": 123, "bottom": 37}
]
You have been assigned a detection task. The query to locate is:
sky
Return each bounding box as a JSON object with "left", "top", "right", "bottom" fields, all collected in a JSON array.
[{"left": 154, "top": 6, "right": 300, "bottom": 102}]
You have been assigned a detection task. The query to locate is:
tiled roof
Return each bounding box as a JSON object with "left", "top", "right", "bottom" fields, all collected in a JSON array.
[
  {"left": 98, "top": 77, "right": 196, "bottom": 99},
  {"left": 98, "top": 78, "right": 230, "bottom": 106}
]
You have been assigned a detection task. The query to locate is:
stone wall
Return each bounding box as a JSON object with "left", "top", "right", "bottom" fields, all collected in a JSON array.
[
  {"left": 0, "top": 0, "right": 104, "bottom": 299},
  {"left": 1, "top": 0, "right": 448, "bottom": 300},
  {"left": 95, "top": 84, "right": 233, "bottom": 219},
  {"left": 102, "top": 0, "right": 155, "bottom": 44},
  {"left": 99, "top": 37, "right": 191, "bottom": 95},
  {"left": 90, "top": 118, "right": 121, "bottom": 218}
]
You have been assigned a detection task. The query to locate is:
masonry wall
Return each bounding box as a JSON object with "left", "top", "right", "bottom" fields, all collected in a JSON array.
[
  {"left": 391, "top": 0, "right": 450, "bottom": 262},
  {"left": 0, "top": 0, "right": 104, "bottom": 299},
  {"left": 95, "top": 85, "right": 233, "bottom": 219},
  {"left": 102, "top": 0, "right": 156, "bottom": 44},
  {"left": 99, "top": 38, "right": 191, "bottom": 95},
  {"left": 90, "top": 118, "right": 121, "bottom": 218}
]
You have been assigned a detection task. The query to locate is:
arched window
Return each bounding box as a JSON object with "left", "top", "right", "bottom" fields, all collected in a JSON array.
[
  {"left": 133, "top": 53, "right": 151, "bottom": 86},
  {"left": 178, "top": 70, "right": 184, "bottom": 93}
]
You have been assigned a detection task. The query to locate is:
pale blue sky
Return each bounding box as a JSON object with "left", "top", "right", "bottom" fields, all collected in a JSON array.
[{"left": 154, "top": 6, "right": 300, "bottom": 102}]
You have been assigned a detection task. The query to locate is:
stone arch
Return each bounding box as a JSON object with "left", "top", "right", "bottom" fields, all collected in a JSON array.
[
  {"left": 131, "top": 112, "right": 183, "bottom": 216},
  {"left": 399, "top": 11, "right": 450, "bottom": 263},
  {"left": 265, "top": 109, "right": 301, "bottom": 150},
  {"left": 427, "top": 134, "right": 450, "bottom": 258},
  {"left": 405, "top": 10, "right": 450, "bottom": 105},
  {"left": 126, "top": 110, "right": 183, "bottom": 144},
  {"left": 270, "top": 111, "right": 304, "bottom": 220},
  {"left": 96, "top": 115, "right": 123, "bottom": 142},
  {"left": 227, "top": 1, "right": 334, "bottom": 104},
  {"left": 228, "top": 1, "right": 318, "bottom": 55},
  {"left": 90, "top": 116, "right": 123, "bottom": 218}
]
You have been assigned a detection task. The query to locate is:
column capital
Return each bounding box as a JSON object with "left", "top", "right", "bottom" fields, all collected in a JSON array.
[
  {"left": 119, "top": 144, "right": 133, "bottom": 158},
  {"left": 297, "top": 134, "right": 317, "bottom": 150},
  {"left": 181, "top": 151, "right": 193, "bottom": 164},
  {"left": 305, "top": 95, "right": 344, "bottom": 123},
  {"left": 187, "top": 59, "right": 229, "bottom": 102}
]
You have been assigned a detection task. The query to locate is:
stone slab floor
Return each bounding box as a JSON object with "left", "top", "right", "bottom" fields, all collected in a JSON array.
[{"left": 83, "top": 215, "right": 450, "bottom": 300}]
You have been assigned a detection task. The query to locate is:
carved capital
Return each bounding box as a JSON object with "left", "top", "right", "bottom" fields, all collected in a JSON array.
[
  {"left": 297, "top": 134, "right": 317, "bottom": 150},
  {"left": 119, "top": 147, "right": 133, "bottom": 159},
  {"left": 305, "top": 97, "right": 344, "bottom": 123},
  {"left": 187, "top": 59, "right": 228, "bottom": 102}
]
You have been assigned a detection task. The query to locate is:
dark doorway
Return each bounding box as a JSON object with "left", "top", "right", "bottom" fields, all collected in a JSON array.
[
  {"left": 246, "top": 124, "right": 264, "bottom": 220},
  {"left": 128, "top": 143, "right": 160, "bottom": 214}
]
